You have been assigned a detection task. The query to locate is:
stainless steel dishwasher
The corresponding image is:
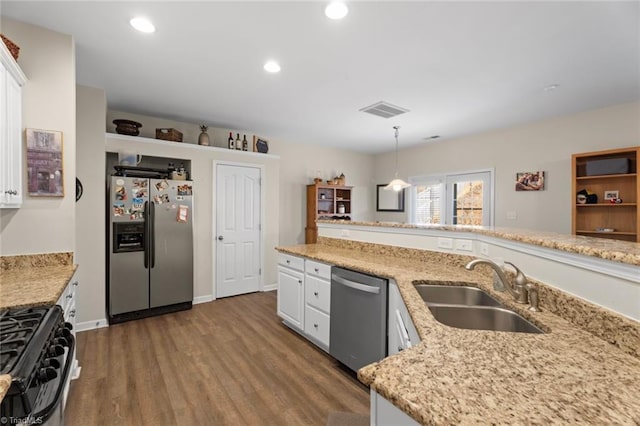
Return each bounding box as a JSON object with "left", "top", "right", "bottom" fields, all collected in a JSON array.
[{"left": 330, "top": 266, "right": 387, "bottom": 372}]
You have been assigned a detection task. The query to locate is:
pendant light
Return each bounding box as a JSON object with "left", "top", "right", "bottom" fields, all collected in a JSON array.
[{"left": 384, "top": 126, "right": 411, "bottom": 191}]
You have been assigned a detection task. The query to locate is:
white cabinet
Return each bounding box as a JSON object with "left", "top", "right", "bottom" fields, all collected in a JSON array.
[
  {"left": 277, "top": 253, "right": 332, "bottom": 351},
  {"left": 304, "top": 259, "right": 331, "bottom": 351},
  {"left": 371, "top": 390, "right": 419, "bottom": 426},
  {"left": 388, "top": 281, "right": 420, "bottom": 356},
  {"left": 56, "top": 270, "right": 82, "bottom": 409},
  {"left": 277, "top": 253, "right": 305, "bottom": 330},
  {"left": 0, "top": 41, "right": 26, "bottom": 208}
]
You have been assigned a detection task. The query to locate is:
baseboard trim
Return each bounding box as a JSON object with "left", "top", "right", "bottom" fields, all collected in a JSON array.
[
  {"left": 76, "top": 318, "right": 109, "bottom": 332},
  {"left": 194, "top": 295, "right": 214, "bottom": 304},
  {"left": 263, "top": 283, "right": 277, "bottom": 292}
]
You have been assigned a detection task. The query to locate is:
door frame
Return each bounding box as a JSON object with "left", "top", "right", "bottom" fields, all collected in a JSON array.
[{"left": 212, "top": 160, "right": 266, "bottom": 300}]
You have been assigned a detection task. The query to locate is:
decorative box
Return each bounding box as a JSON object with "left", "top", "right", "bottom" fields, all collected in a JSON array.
[
  {"left": 155, "top": 128, "right": 183, "bottom": 142},
  {"left": 585, "top": 158, "right": 630, "bottom": 176}
]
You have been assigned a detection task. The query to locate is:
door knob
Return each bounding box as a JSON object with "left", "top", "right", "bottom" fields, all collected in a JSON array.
[{"left": 218, "top": 235, "right": 224, "bottom": 241}]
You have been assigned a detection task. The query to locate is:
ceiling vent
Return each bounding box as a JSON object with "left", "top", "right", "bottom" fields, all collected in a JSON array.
[{"left": 359, "top": 101, "right": 409, "bottom": 119}]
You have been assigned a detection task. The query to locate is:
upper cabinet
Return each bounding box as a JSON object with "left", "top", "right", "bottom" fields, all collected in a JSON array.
[
  {"left": 305, "top": 184, "right": 352, "bottom": 243},
  {"left": 571, "top": 146, "right": 639, "bottom": 242},
  {"left": 0, "top": 41, "right": 27, "bottom": 208}
]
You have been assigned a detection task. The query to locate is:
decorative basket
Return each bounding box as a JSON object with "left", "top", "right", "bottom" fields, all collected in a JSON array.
[
  {"left": 156, "top": 128, "right": 183, "bottom": 142},
  {"left": 113, "top": 119, "right": 142, "bottom": 136},
  {"left": 1, "top": 34, "right": 20, "bottom": 61}
]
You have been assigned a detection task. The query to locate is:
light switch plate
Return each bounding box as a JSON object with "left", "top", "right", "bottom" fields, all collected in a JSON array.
[
  {"left": 455, "top": 239, "right": 473, "bottom": 252},
  {"left": 437, "top": 238, "right": 453, "bottom": 249}
]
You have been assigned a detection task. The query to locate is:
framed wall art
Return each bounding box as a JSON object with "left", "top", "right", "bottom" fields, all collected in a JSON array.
[
  {"left": 26, "top": 128, "right": 64, "bottom": 197},
  {"left": 376, "top": 184, "right": 405, "bottom": 212},
  {"left": 515, "top": 171, "right": 545, "bottom": 191}
]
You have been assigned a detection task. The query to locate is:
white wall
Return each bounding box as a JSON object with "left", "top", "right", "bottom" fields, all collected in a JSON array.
[
  {"left": 374, "top": 102, "right": 640, "bottom": 232},
  {"left": 107, "top": 110, "right": 376, "bottom": 246},
  {"left": 76, "top": 85, "right": 107, "bottom": 327},
  {"left": 0, "top": 19, "right": 76, "bottom": 255}
]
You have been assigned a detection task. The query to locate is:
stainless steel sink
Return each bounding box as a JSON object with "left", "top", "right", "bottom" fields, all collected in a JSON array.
[
  {"left": 427, "top": 305, "right": 544, "bottom": 334},
  {"left": 415, "top": 284, "right": 504, "bottom": 307}
]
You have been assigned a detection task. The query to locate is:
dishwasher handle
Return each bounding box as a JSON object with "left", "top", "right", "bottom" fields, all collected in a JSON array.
[{"left": 332, "top": 274, "right": 380, "bottom": 294}]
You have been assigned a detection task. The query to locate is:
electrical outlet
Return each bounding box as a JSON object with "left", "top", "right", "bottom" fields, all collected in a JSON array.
[
  {"left": 437, "top": 238, "right": 453, "bottom": 249},
  {"left": 479, "top": 243, "right": 489, "bottom": 256},
  {"left": 455, "top": 239, "right": 473, "bottom": 252}
]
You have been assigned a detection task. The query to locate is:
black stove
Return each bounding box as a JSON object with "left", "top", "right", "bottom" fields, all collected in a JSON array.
[{"left": 0, "top": 305, "right": 74, "bottom": 425}]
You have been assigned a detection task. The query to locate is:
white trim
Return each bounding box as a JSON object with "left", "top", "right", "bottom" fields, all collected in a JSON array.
[
  {"left": 76, "top": 318, "right": 109, "bottom": 332},
  {"left": 194, "top": 295, "right": 214, "bottom": 304},
  {"left": 0, "top": 41, "right": 27, "bottom": 85},
  {"left": 263, "top": 283, "right": 277, "bottom": 292},
  {"left": 106, "top": 133, "right": 279, "bottom": 159}
]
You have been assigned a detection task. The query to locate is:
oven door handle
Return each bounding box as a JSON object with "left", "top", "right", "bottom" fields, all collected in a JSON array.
[{"left": 332, "top": 274, "right": 380, "bottom": 294}]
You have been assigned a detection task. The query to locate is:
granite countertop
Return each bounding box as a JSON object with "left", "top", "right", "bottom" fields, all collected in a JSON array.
[
  {"left": 0, "top": 264, "right": 77, "bottom": 309},
  {"left": 0, "top": 374, "right": 11, "bottom": 403},
  {"left": 317, "top": 220, "right": 640, "bottom": 266},
  {"left": 277, "top": 243, "right": 640, "bottom": 424}
]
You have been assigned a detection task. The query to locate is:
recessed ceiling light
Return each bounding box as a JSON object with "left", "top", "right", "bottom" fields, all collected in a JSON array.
[
  {"left": 325, "top": 2, "right": 348, "bottom": 20},
  {"left": 543, "top": 84, "right": 559, "bottom": 92},
  {"left": 130, "top": 17, "right": 155, "bottom": 33},
  {"left": 264, "top": 60, "right": 281, "bottom": 73}
]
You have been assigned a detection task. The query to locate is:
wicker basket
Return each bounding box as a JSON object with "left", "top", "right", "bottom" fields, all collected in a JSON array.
[
  {"left": 156, "top": 128, "right": 183, "bottom": 142},
  {"left": 1, "top": 34, "right": 20, "bottom": 61}
]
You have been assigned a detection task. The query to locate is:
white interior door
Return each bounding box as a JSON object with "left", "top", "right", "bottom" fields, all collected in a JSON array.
[{"left": 215, "top": 164, "right": 261, "bottom": 298}]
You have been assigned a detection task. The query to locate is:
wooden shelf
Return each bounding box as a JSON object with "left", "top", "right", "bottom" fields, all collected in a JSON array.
[
  {"left": 306, "top": 184, "right": 353, "bottom": 243},
  {"left": 575, "top": 203, "right": 636, "bottom": 207},
  {"left": 572, "top": 146, "right": 639, "bottom": 243},
  {"left": 576, "top": 173, "right": 636, "bottom": 181}
]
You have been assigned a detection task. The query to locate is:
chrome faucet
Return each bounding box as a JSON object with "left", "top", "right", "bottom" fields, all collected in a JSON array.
[{"left": 465, "top": 259, "right": 541, "bottom": 311}]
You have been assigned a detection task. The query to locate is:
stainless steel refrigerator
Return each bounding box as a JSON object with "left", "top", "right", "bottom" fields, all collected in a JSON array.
[{"left": 107, "top": 175, "right": 194, "bottom": 323}]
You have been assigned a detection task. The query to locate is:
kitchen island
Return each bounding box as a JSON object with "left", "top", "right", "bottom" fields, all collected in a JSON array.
[{"left": 277, "top": 230, "right": 640, "bottom": 424}]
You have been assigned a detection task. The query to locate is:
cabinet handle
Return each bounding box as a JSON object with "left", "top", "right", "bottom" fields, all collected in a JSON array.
[
  {"left": 298, "top": 279, "right": 302, "bottom": 284},
  {"left": 313, "top": 291, "right": 319, "bottom": 296},
  {"left": 72, "top": 281, "right": 79, "bottom": 287},
  {"left": 314, "top": 268, "right": 319, "bottom": 273},
  {"left": 4, "top": 190, "right": 18, "bottom": 195},
  {"left": 70, "top": 309, "right": 76, "bottom": 318},
  {"left": 66, "top": 294, "right": 73, "bottom": 299},
  {"left": 398, "top": 346, "right": 403, "bottom": 352},
  {"left": 286, "top": 260, "right": 291, "bottom": 264},
  {"left": 314, "top": 323, "right": 318, "bottom": 328}
]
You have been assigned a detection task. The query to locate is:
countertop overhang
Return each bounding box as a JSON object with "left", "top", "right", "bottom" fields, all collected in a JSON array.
[{"left": 276, "top": 243, "right": 640, "bottom": 424}]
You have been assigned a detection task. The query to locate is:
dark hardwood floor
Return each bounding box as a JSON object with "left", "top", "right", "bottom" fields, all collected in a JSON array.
[{"left": 65, "top": 291, "right": 369, "bottom": 425}]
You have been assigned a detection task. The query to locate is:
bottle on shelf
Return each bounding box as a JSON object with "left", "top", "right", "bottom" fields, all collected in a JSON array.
[
  {"left": 242, "top": 134, "right": 249, "bottom": 151},
  {"left": 235, "top": 133, "right": 241, "bottom": 150},
  {"left": 228, "top": 132, "right": 235, "bottom": 150}
]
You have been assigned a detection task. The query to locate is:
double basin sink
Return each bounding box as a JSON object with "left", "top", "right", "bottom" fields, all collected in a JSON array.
[{"left": 415, "top": 284, "right": 544, "bottom": 334}]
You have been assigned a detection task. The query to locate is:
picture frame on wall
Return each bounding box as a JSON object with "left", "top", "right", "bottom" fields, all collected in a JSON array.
[
  {"left": 26, "top": 128, "right": 64, "bottom": 197},
  {"left": 376, "top": 184, "right": 405, "bottom": 212},
  {"left": 252, "top": 135, "right": 269, "bottom": 153},
  {"left": 515, "top": 171, "right": 545, "bottom": 191}
]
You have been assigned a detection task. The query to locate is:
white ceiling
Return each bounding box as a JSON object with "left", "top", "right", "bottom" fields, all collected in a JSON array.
[{"left": 2, "top": 1, "right": 639, "bottom": 153}]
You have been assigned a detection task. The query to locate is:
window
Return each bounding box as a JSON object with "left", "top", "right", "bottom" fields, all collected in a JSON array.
[{"left": 410, "top": 170, "right": 493, "bottom": 226}]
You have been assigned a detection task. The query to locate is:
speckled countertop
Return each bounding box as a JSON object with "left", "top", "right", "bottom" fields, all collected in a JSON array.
[
  {"left": 0, "top": 375, "right": 11, "bottom": 404},
  {"left": 317, "top": 220, "right": 640, "bottom": 266},
  {"left": 277, "top": 243, "right": 640, "bottom": 424},
  {"left": 0, "top": 264, "right": 77, "bottom": 309}
]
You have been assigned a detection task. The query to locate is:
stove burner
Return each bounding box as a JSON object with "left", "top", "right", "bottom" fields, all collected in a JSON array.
[{"left": 0, "top": 307, "right": 49, "bottom": 373}]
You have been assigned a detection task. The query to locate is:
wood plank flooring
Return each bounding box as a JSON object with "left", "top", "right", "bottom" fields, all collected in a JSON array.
[{"left": 65, "top": 291, "right": 369, "bottom": 425}]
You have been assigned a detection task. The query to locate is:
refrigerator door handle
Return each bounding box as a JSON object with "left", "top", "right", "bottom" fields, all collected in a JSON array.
[
  {"left": 144, "top": 201, "right": 150, "bottom": 269},
  {"left": 150, "top": 201, "right": 156, "bottom": 268}
]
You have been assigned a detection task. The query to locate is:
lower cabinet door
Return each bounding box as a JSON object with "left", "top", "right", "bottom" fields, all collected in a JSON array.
[
  {"left": 304, "top": 305, "right": 330, "bottom": 349},
  {"left": 277, "top": 266, "right": 304, "bottom": 330}
]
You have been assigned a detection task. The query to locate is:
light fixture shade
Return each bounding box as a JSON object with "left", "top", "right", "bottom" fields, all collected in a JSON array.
[{"left": 384, "top": 178, "right": 411, "bottom": 192}]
